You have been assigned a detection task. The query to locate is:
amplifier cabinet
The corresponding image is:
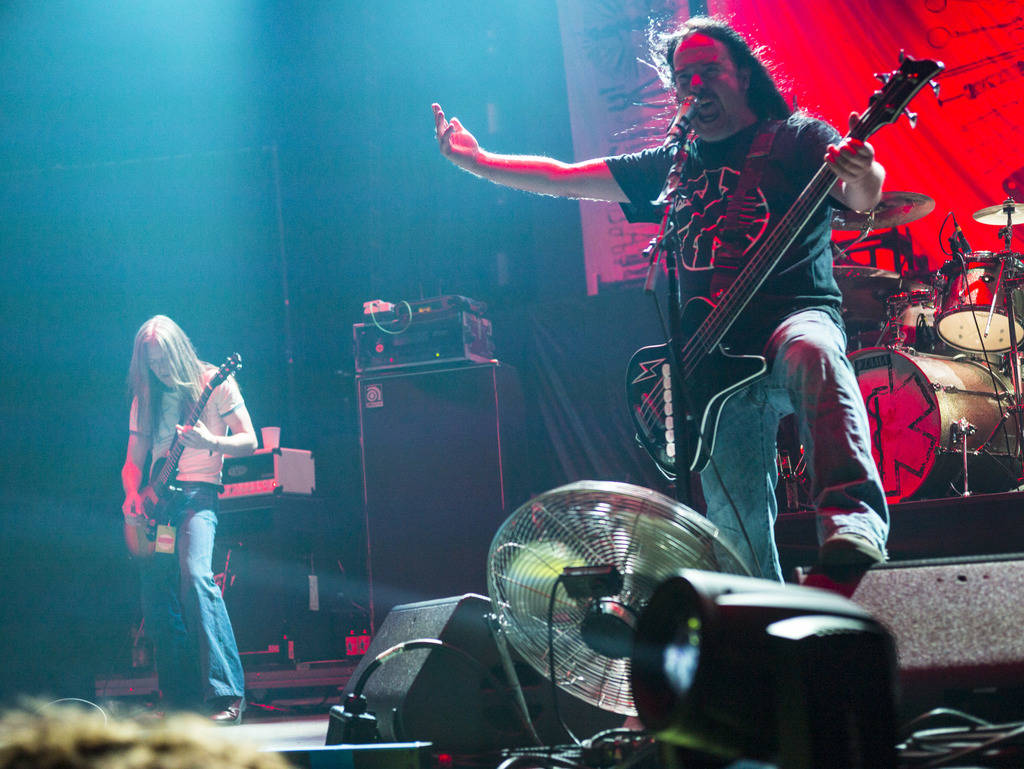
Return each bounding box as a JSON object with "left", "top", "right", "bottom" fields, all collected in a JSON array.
[
  {"left": 356, "top": 362, "right": 526, "bottom": 629},
  {"left": 220, "top": 447, "right": 315, "bottom": 500}
]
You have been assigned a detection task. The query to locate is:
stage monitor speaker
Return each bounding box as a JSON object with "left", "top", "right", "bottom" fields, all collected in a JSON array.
[
  {"left": 334, "top": 594, "right": 622, "bottom": 754},
  {"left": 812, "top": 554, "right": 1024, "bottom": 714},
  {"left": 356, "top": 362, "right": 526, "bottom": 628}
]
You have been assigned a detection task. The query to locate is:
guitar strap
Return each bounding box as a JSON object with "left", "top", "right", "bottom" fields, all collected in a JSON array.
[{"left": 710, "top": 120, "right": 782, "bottom": 297}]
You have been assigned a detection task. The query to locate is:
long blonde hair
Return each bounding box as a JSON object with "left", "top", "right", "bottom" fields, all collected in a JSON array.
[{"left": 127, "top": 315, "right": 206, "bottom": 438}]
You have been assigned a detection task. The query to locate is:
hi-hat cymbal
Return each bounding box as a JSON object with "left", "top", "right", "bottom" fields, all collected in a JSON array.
[
  {"left": 833, "top": 265, "right": 929, "bottom": 325},
  {"left": 831, "top": 191, "right": 936, "bottom": 231},
  {"left": 973, "top": 199, "right": 1024, "bottom": 226}
]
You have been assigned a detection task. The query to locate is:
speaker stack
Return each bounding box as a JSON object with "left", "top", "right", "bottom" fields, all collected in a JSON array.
[{"left": 356, "top": 362, "right": 527, "bottom": 630}]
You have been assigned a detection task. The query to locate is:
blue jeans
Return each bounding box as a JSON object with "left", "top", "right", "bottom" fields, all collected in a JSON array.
[
  {"left": 700, "top": 309, "right": 889, "bottom": 581},
  {"left": 138, "top": 485, "right": 245, "bottom": 708}
]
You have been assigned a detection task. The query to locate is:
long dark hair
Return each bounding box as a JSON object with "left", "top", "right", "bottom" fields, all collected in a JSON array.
[{"left": 649, "top": 16, "right": 791, "bottom": 121}]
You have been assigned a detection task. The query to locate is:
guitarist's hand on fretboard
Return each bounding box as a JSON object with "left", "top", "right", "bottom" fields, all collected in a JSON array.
[{"left": 175, "top": 419, "right": 220, "bottom": 453}]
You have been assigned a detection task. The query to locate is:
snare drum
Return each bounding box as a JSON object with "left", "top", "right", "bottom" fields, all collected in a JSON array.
[
  {"left": 935, "top": 251, "right": 1024, "bottom": 352},
  {"left": 849, "top": 347, "right": 1020, "bottom": 502}
]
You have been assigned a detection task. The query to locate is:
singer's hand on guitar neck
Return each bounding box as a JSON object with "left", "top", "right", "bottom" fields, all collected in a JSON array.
[{"left": 826, "top": 112, "right": 884, "bottom": 213}]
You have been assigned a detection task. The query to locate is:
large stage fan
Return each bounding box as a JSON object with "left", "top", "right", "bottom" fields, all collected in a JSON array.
[{"left": 486, "top": 480, "right": 752, "bottom": 716}]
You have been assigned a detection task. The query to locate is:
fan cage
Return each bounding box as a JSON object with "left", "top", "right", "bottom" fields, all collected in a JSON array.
[{"left": 487, "top": 480, "right": 752, "bottom": 716}]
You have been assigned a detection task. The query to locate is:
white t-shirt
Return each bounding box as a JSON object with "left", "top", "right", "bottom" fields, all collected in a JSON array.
[{"left": 129, "top": 367, "right": 245, "bottom": 484}]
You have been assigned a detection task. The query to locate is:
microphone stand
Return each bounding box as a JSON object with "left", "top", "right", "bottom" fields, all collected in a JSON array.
[
  {"left": 642, "top": 220, "right": 697, "bottom": 504},
  {"left": 643, "top": 110, "right": 700, "bottom": 505}
]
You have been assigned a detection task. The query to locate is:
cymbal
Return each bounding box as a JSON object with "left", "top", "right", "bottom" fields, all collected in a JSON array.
[
  {"left": 831, "top": 191, "right": 936, "bottom": 231},
  {"left": 973, "top": 200, "right": 1024, "bottom": 226},
  {"left": 833, "top": 265, "right": 930, "bottom": 325}
]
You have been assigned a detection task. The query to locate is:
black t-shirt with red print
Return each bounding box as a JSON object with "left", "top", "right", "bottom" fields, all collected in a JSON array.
[{"left": 607, "top": 113, "right": 844, "bottom": 353}]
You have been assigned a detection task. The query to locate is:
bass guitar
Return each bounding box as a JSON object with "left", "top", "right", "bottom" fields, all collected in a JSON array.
[
  {"left": 124, "top": 353, "right": 242, "bottom": 558},
  {"left": 626, "top": 55, "right": 943, "bottom": 475}
]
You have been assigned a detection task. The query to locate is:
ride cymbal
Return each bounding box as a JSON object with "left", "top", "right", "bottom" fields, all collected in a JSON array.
[{"left": 831, "top": 191, "right": 935, "bottom": 231}]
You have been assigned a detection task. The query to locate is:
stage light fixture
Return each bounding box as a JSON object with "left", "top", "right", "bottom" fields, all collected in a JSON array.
[{"left": 630, "top": 569, "right": 898, "bottom": 769}]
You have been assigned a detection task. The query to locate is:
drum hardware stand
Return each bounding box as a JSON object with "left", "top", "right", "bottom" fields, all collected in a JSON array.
[
  {"left": 1000, "top": 278, "right": 1024, "bottom": 479},
  {"left": 993, "top": 198, "right": 1024, "bottom": 475},
  {"left": 777, "top": 451, "right": 800, "bottom": 513},
  {"left": 833, "top": 219, "right": 874, "bottom": 261},
  {"left": 995, "top": 197, "right": 1019, "bottom": 254},
  {"left": 881, "top": 294, "right": 910, "bottom": 349},
  {"left": 876, "top": 295, "right": 915, "bottom": 350},
  {"left": 950, "top": 418, "right": 976, "bottom": 496},
  {"left": 776, "top": 446, "right": 811, "bottom": 513},
  {"left": 980, "top": 251, "right": 1017, "bottom": 348}
]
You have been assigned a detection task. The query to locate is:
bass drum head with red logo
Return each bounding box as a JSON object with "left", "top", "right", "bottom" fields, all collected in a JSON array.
[{"left": 849, "top": 347, "right": 1020, "bottom": 503}]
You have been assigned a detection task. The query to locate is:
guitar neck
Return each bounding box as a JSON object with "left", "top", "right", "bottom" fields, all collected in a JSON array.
[
  {"left": 153, "top": 382, "right": 218, "bottom": 489},
  {"left": 681, "top": 160, "right": 837, "bottom": 375}
]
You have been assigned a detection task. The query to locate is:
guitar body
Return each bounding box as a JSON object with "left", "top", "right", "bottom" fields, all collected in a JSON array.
[
  {"left": 124, "top": 461, "right": 171, "bottom": 559},
  {"left": 627, "top": 297, "right": 766, "bottom": 475}
]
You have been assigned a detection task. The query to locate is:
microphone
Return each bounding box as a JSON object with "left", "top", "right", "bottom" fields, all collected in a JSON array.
[
  {"left": 951, "top": 211, "right": 972, "bottom": 256},
  {"left": 663, "top": 97, "right": 696, "bottom": 147}
]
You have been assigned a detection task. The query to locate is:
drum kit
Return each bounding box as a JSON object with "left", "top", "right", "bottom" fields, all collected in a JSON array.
[{"left": 833, "top": 195, "right": 1024, "bottom": 504}]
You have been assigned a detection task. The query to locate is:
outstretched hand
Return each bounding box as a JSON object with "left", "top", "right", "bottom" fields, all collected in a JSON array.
[{"left": 433, "top": 103, "right": 480, "bottom": 168}]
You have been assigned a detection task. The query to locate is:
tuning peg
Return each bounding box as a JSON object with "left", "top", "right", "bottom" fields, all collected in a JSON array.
[
  {"left": 903, "top": 109, "right": 918, "bottom": 128},
  {"left": 930, "top": 80, "right": 941, "bottom": 98},
  {"left": 874, "top": 71, "right": 892, "bottom": 85},
  {"left": 899, "top": 49, "right": 907, "bottom": 63}
]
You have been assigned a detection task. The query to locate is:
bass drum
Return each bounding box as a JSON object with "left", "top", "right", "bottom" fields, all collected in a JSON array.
[{"left": 849, "top": 348, "right": 1020, "bottom": 502}]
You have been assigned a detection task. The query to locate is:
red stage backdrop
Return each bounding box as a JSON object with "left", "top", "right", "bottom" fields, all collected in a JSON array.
[{"left": 560, "top": 0, "right": 1024, "bottom": 292}]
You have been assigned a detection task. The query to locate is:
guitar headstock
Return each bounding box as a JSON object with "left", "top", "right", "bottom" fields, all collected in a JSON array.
[
  {"left": 851, "top": 54, "right": 944, "bottom": 141},
  {"left": 211, "top": 353, "right": 243, "bottom": 389}
]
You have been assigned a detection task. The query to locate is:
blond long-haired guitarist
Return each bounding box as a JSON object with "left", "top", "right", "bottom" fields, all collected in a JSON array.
[{"left": 121, "top": 314, "right": 257, "bottom": 723}]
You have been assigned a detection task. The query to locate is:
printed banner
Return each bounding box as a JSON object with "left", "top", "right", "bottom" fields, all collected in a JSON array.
[{"left": 556, "top": 0, "right": 688, "bottom": 295}]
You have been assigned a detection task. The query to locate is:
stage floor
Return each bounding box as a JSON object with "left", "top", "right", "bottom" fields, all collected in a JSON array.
[
  {"left": 223, "top": 713, "right": 330, "bottom": 750},
  {"left": 95, "top": 658, "right": 355, "bottom": 749}
]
